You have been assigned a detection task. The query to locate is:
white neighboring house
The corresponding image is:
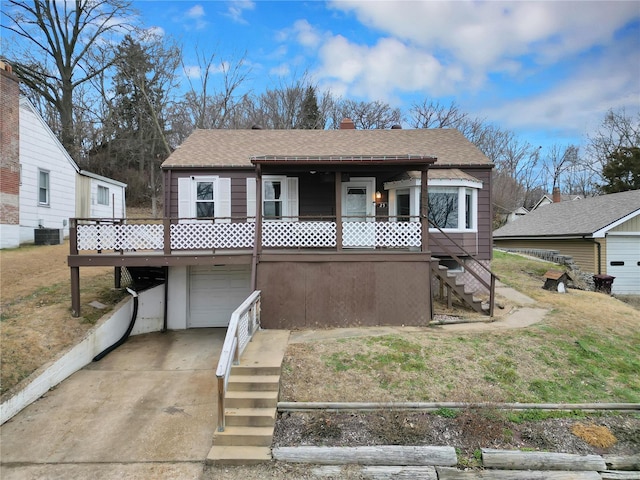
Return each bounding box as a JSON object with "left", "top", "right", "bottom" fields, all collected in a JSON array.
[{"left": 0, "top": 95, "right": 126, "bottom": 249}]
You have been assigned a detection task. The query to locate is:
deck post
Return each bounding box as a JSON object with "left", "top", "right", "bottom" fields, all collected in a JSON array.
[
  {"left": 251, "top": 165, "right": 263, "bottom": 290},
  {"left": 335, "top": 172, "right": 342, "bottom": 251},
  {"left": 420, "top": 169, "right": 429, "bottom": 252},
  {"left": 163, "top": 217, "right": 171, "bottom": 255},
  {"left": 71, "top": 266, "right": 81, "bottom": 317}
]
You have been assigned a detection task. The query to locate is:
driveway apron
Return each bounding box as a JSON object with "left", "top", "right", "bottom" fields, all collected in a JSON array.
[{"left": 1, "top": 329, "right": 224, "bottom": 476}]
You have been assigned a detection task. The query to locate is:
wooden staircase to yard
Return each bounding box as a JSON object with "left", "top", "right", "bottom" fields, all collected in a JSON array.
[
  {"left": 429, "top": 221, "right": 499, "bottom": 316},
  {"left": 207, "top": 329, "right": 290, "bottom": 466},
  {"left": 431, "top": 262, "right": 489, "bottom": 315}
]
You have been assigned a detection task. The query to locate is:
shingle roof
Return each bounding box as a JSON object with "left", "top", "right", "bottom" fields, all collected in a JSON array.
[
  {"left": 161, "top": 128, "right": 491, "bottom": 168},
  {"left": 493, "top": 190, "right": 640, "bottom": 238}
]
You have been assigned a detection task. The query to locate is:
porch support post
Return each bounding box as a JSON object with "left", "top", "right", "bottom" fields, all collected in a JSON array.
[
  {"left": 420, "top": 169, "right": 429, "bottom": 253},
  {"left": 71, "top": 266, "right": 81, "bottom": 317},
  {"left": 335, "top": 172, "right": 342, "bottom": 251},
  {"left": 251, "top": 165, "right": 263, "bottom": 290}
]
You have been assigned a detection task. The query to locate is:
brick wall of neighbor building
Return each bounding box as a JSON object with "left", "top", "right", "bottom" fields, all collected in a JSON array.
[{"left": 0, "top": 61, "right": 20, "bottom": 227}]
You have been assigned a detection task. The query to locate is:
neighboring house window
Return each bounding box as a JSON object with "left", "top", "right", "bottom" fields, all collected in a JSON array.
[
  {"left": 38, "top": 169, "right": 50, "bottom": 205},
  {"left": 264, "top": 177, "right": 284, "bottom": 219},
  {"left": 178, "top": 175, "right": 231, "bottom": 222},
  {"left": 97, "top": 185, "right": 110, "bottom": 206}
]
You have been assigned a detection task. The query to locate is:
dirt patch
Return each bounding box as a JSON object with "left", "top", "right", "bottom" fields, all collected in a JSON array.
[{"left": 273, "top": 410, "right": 640, "bottom": 464}]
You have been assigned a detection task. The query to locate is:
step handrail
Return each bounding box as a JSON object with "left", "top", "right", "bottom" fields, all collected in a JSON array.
[
  {"left": 215, "top": 290, "right": 261, "bottom": 432},
  {"left": 429, "top": 220, "right": 499, "bottom": 316}
]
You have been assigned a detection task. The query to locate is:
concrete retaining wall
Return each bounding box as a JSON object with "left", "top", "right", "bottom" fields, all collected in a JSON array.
[{"left": 1, "top": 285, "right": 165, "bottom": 424}]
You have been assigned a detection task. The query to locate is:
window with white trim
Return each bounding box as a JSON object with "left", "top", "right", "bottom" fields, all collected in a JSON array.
[
  {"left": 428, "top": 186, "right": 477, "bottom": 231},
  {"left": 38, "top": 169, "right": 50, "bottom": 205},
  {"left": 97, "top": 185, "right": 110, "bottom": 206},
  {"left": 178, "top": 175, "right": 231, "bottom": 222},
  {"left": 246, "top": 176, "right": 299, "bottom": 221},
  {"left": 263, "top": 177, "right": 284, "bottom": 219},
  {"left": 195, "top": 179, "right": 215, "bottom": 218},
  {"left": 384, "top": 173, "right": 481, "bottom": 232}
]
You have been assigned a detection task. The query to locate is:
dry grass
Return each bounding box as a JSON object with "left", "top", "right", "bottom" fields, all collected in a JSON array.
[
  {"left": 281, "top": 251, "right": 640, "bottom": 404},
  {"left": 0, "top": 242, "right": 125, "bottom": 399},
  {"left": 571, "top": 423, "right": 618, "bottom": 448}
]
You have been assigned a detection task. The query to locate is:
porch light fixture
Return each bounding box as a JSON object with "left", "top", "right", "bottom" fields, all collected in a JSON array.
[{"left": 375, "top": 191, "right": 387, "bottom": 208}]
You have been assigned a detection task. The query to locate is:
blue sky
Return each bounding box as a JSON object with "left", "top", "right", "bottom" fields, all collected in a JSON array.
[
  {"left": 132, "top": 0, "right": 639, "bottom": 150},
  {"left": 5, "top": 0, "right": 640, "bottom": 150}
]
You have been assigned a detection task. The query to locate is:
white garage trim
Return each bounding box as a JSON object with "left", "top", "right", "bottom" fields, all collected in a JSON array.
[
  {"left": 606, "top": 235, "right": 640, "bottom": 295},
  {"left": 188, "top": 265, "right": 251, "bottom": 327}
]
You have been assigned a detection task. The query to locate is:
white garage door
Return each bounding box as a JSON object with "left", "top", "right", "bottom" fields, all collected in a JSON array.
[
  {"left": 606, "top": 235, "right": 640, "bottom": 295},
  {"left": 189, "top": 265, "right": 251, "bottom": 327}
]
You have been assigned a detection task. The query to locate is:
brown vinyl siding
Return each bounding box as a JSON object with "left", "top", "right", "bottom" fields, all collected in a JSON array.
[
  {"left": 164, "top": 168, "right": 253, "bottom": 218},
  {"left": 429, "top": 166, "right": 492, "bottom": 261}
]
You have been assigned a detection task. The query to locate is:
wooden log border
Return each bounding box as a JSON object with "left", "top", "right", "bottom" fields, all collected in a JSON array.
[
  {"left": 604, "top": 454, "right": 640, "bottom": 471},
  {"left": 272, "top": 445, "right": 457, "bottom": 466},
  {"left": 482, "top": 449, "right": 607, "bottom": 471},
  {"left": 436, "top": 467, "right": 602, "bottom": 479}
]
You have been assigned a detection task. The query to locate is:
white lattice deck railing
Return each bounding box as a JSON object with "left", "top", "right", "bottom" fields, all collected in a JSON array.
[
  {"left": 215, "top": 290, "right": 261, "bottom": 432},
  {"left": 74, "top": 218, "right": 422, "bottom": 252}
]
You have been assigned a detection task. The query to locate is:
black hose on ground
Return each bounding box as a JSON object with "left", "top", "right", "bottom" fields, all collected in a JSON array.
[{"left": 93, "top": 288, "right": 139, "bottom": 362}]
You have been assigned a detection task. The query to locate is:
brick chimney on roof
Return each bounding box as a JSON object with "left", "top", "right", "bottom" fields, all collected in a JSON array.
[
  {"left": 552, "top": 186, "right": 561, "bottom": 203},
  {"left": 340, "top": 118, "right": 355, "bottom": 130}
]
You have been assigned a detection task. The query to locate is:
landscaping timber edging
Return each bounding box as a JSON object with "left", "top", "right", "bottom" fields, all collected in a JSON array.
[
  {"left": 481, "top": 449, "right": 607, "bottom": 471},
  {"left": 272, "top": 445, "right": 457, "bottom": 466},
  {"left": 436, "top": 467, "right": 602, "bottom": 480},
  {"left": 604, "top": 454, "right": 640, "bottom": 471}
]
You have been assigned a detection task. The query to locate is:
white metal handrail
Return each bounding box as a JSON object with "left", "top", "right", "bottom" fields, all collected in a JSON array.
[{"left": 215, "top": 290, "right": 261, "bottom": 432}]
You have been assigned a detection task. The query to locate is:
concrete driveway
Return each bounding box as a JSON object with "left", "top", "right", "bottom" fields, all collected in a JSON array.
[{"left": 1, "top": 329, "right": 225, "bottom": 480}]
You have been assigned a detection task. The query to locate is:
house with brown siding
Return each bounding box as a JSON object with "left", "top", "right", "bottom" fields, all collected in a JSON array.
[
  {"left": 68, "top": 123, "right": 496, "bottom": 328},
  {"left": 493, "top": 189, "right": 640, "bottom": 294}
]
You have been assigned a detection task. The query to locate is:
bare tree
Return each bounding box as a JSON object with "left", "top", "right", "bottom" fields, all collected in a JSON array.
[
  {"left": 408, "top": 99, "right": 469, "bottom": 129},
  {"left": 175, "top": 48, "right": 250, "bottom": 134},
  {"left": 2, "top": 0, "right": 136, "bottom": 159},
  {"left": 542, "top": 144, "right": 579, "bottom": 191},
  {"left": 585, "top": 108, "right": 640, "bottom": 183},
  {"left": 328, "top": 98, "right": 402, "bottom": 129}
]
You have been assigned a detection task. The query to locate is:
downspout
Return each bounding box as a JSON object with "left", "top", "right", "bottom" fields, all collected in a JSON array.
[
  {"left": 582, "top": 236, "right": 602, "bottom": 275},
  {"left": 93, "top": 288, "right": 139, "bottom": 361}
]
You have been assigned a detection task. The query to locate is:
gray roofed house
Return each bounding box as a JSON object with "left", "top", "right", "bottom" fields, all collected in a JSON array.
[
  {"left": 69, "top": 124, "right": 498, "bottom": 337},
  {"left": 494, "top": 189, "right": 640, "bottom": 294},
  {"left": 162, "top": 128, "right": 492, "bottom": 168}
]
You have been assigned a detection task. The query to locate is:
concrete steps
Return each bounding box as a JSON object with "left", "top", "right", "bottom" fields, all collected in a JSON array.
[{"left": 206, "top": 329, "right": 290, "bottom": 466}]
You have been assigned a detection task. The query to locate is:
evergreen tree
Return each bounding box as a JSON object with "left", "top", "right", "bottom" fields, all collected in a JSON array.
[
  {"left": 601, "top": 146, "right": 640, "bottom": 193},
  {"left": 298, "top": 86, "right": 321, "bottom": 129}
]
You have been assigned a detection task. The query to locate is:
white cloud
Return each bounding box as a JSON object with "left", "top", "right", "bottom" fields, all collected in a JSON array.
[
  {"left": 480, "top": 38, "right": 640, "bottom": 141},
  {"left": 315, "top": 35, "right": 466, "bottom": 101},
  {"left": 186, "top": 5, "right": 205, "bottom": 19},
  {"left": 182, "top": 4, "right": 208, "bottom": 30},
  {"left": 183, "top": 65, "right": 201, "bottom": 79},
  {"left": 270, "top": 63, "right": 291, "bottom": 77},
  {"left": 293, "top": 19, "right": 321, "bottom": 48},
  {"left": 329, "top": 1, "right": 638, "bottom": 72},
  {"left": 225, "top": 0, "right": 255, "bottom": 24}
]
